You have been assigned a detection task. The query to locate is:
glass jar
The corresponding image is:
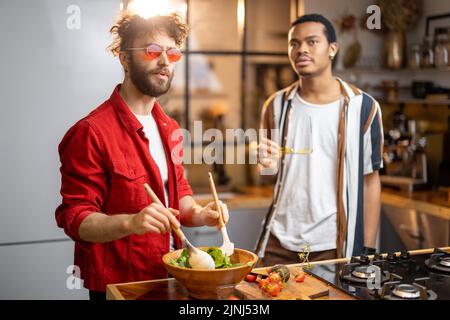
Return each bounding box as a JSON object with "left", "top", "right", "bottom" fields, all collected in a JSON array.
[
  {"left": 434, "top": 31, "right": 449, "bottom": 68},
  {"left": 408, "top": 44, "right": 421, "bottom": 69},
  {"left": 420, "top": 36, "right": 434, "bottom": 68},
  {"left": 447, "top": 28, "right": 450, "bottom": 66}
]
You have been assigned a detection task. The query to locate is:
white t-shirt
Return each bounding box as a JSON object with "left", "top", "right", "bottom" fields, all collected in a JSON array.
[
  {"left": 133, "top": 112, "right": 174, "bottom": 250},
  {"left": 271, "top": 93, "right": 341, "bottom": 252},
  {"left": 134, "top": 112, "right": 169, "bottom": 205}
]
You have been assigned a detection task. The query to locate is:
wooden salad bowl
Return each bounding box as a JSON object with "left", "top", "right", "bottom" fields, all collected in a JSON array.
[{"left": 162, "top": 247, "right": 258, "bottom": 299}]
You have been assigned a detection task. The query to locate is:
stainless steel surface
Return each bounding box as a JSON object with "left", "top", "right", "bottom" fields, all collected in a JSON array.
[
  {"left": 381, "top": 204, "right": 450, "bottom": 251},
  {"left": 352, "top": 266, "right": 376, "bottom": 279},
  {"left": 392, "top": 284, "right": 420, "bottom": 299},
  {"left": 381, "top": 205, "right": 423, "bottom": 250},
  {"left": 439, "top": 257, "right": 450, "bottom": 267}
]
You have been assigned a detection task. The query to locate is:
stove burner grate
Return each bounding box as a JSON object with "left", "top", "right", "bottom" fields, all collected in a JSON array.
[
  {"left": 378, "top": 277, "right": 437, "bottom": 300},
  {"left": 425, "top": 249, "right": 450, "bottom": 274}
]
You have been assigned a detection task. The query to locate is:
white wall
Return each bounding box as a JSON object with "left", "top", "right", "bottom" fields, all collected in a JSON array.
[
  {"left": 0, "top": 0, "right": 123, "bottom": 299},
  {"left": 408, "top": 0, "right": 450, "bottom": 44}
]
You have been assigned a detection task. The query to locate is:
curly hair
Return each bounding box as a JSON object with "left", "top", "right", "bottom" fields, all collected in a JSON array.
[{"left": 108, "top": 12, "right": 189, "bottom": 56}]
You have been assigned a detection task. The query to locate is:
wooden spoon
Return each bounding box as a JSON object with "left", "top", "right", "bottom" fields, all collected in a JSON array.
[
  {"left": 208, "top": 172, "right": 234, "bottom": 256},
  {"left": 143, "top": 183, "right": 215, "bottom": 270}
]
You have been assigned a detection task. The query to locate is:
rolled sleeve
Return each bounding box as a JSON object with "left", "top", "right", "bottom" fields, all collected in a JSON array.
[
  {"left": 363, "top": 102, "right": 384, "bottom": 175},
  {"left": 55, "top": 120, "right": 107, "bottom": 247}
]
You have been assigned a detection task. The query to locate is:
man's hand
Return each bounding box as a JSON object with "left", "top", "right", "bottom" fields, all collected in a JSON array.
[
  {"left": 257, "top": 137, "right": 281, "bottom": 173},
  {"left": 129, "top": 203, "right": 180, "bottom": 235},
  {"left": 199, "top": 201, "right": 229, "bottom": 227}
]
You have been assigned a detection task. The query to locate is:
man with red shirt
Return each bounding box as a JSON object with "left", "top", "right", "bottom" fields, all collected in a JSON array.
[{"left": 55, "top": 13, "right": 228, "bottom": 300}]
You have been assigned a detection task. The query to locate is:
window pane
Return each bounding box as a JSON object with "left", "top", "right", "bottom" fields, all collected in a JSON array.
[
  {"left": 247, "top": 0, "right": 291, "bottom": 53},
  {"left": 183, "top": 55, "right": 244, "bottom": 190},
  {"left": 189, "top": 0, "right": 241, "bottom": 51},
  {"left": 188, "top": 55, "right": 242, "bottom": 129},
  {"left": 245, "top": 55, "right": 296, "bottom": 130}
]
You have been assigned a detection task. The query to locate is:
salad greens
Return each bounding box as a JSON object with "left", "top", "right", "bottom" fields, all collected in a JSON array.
[
  {"left": 171, "top": 247, "right": 191, "bottom": 268},
  {"left": 170, "top": 247, "right": 243, "bottom": 269}
]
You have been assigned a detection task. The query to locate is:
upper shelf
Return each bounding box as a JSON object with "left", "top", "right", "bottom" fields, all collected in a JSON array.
[
  {"left": 335, "top": 67, "right": 450, "bottom": 73},
  {"left": 377, "top": 97, "right": 450, "bottom": 106}
]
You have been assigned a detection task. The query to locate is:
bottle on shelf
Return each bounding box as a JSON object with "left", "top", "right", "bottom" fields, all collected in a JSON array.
[
  {"left": 408, "top": 44, "right": 421, "bottom": 69},
  {"left": 420, "top": 36, "right": 434, "bottom": 68},
  {"left": 434, "top": 28, "right": 449, "bottom": 68}
]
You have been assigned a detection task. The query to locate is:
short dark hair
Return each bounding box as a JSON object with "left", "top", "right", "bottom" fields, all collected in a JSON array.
[{"left": 291, "top": 14, "right": 337, "bottom": 43}]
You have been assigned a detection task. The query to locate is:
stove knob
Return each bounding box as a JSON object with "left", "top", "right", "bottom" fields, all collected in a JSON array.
[
  {"left": 400, "top": 251, "right": 410, "bottom": 260},
  {"left": 374, "top": 253, "right": 383, "bottom": 261},
  {"left": 360, "top": 254, "right": 370, "bottom": 264},
  {"left": 350, "top": 256, "right": 359, "bottom": 263},
  {"left": 387, "top": 252, "right": 397, "bottom": 262}
]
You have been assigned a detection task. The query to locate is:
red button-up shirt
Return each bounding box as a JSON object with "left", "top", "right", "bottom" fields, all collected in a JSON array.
[{"left": 55, "top": 85, "right": 193, "bottom": 291}]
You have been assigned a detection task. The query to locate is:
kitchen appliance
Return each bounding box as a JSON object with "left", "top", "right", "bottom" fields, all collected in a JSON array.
[
  {"left": 305, "top": 248, "right": 450, "bottom": 300},
  {"left": 381, "top": 117, "right": 428, "bottom": 193},
  {"left": 411, "top": 81, "right": 434, "bottom": 99}
]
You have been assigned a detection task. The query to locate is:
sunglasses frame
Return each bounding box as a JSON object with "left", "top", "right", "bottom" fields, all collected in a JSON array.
[{"left": 124, "top": 44, "right": 182, "bottom": 63}]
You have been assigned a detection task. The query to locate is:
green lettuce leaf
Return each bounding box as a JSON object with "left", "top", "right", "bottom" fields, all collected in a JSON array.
[{"left": 170, "top": 247, "right": 243, "bottom": 269}]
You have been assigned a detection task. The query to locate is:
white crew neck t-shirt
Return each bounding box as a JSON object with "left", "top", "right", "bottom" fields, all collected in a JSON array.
[
  {"left": 270, "top": 93, "right": 342, "bottom": 252},
  {"left": 133, "top": 112, "right": 169, "bottom": 205},
  {"left": 133, "top": 112, "right": 174, "bottom": 250}
]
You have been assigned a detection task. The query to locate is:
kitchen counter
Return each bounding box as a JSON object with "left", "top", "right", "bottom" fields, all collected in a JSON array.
[
  {"left": 106, "top": 247, "right": 450, "bottom": 300},
  {"left": 193, "top": 185, "right": 450, "bottom": 220},
  {"left": 192, "top": 186, "right": 273, "bottom": 209},
  {"left": 106, "top": 277, "right": 355, "bottom": 300},
  {"left": 381, "top": 187, "right": 450, "bottom": 220},
  {"left": 105, "top": 261, "right": 355, "bottom": 301}
]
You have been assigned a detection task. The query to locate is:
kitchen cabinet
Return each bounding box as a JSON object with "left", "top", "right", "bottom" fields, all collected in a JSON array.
[{"left": 0, "top": 240, "right": 88, "bottom": 300}]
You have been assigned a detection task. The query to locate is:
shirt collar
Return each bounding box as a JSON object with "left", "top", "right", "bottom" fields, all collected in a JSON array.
[
  {"left": 109, "top": 84, "right": 144, "bottom": 134},
  {"left": 292, "top": 77, "right": 359, "bottom": 103},
  {"left": 110, "top": 84, "right": 173, "bottom": 135}
]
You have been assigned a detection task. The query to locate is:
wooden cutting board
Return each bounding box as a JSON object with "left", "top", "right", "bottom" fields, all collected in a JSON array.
[{"left": 235, "top": 266, "right": 329, "bottom": 300}]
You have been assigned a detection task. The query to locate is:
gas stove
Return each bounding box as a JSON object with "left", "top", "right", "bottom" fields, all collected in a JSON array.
[{"left": 305, "top": 248, "right": 450, "bottom": 300}]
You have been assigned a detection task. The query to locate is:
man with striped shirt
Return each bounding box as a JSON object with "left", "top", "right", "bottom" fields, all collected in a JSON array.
[{"left": 255, "top": 14, "right": 383, "bottom": 264}]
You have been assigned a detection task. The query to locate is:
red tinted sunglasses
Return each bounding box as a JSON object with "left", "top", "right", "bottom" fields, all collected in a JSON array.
[{"left": 125, "top": 44, "right": 182, "bottom": 63}]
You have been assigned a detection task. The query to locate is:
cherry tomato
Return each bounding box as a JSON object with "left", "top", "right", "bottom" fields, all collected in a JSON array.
[
  {"left": 258, "top": 278, "right": 265, "bottom": 288},
  {"left": 264, "top": 282, "right": 282, "bottom": 297},
  {"left": 267, "top": 272, "right": 282, "bottom": 283},
  {"left": 245, "top": 274, "right": 257, "bottom": 282},
  {"left": 295, "top": 272, "right": 306, "bottom": 283}
]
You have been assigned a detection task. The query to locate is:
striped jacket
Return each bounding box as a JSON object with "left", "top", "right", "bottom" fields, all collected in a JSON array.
[{"left": 254, "top": 78, "right": 384, "bottom": 258}]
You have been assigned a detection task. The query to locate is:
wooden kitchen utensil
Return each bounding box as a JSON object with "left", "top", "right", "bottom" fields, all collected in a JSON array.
[
  {"left": 143, "top": 183, "right": 215, "bottom": 270},
  {"left": 207, "top": 172, "right": 234, "bottom": 256}
]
